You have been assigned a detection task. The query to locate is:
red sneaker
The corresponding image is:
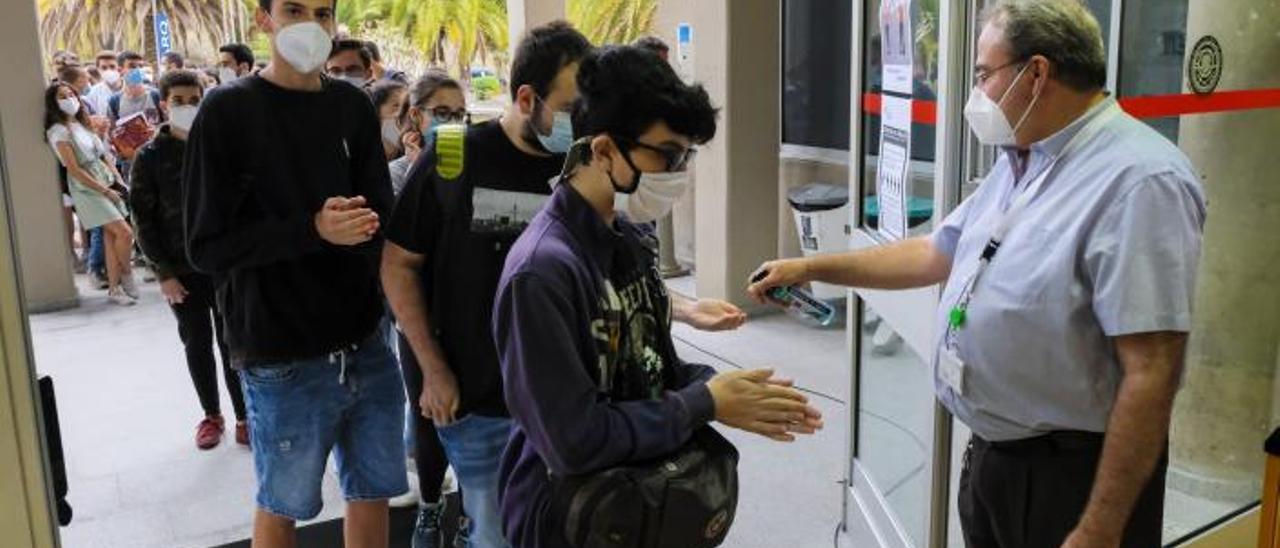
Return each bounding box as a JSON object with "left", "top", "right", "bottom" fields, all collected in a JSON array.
[
  {"left": 235, "top": 421, "right": 250, "bottom": 447},
  {"left": 196, "top": 416, "right": 225, "bottom": 450}
]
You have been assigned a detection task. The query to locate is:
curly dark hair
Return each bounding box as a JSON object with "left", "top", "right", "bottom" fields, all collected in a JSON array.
[
  {"left": 43, "top": 81, "right": 91, "bottom": 135},
  {"left": 572, "top": 45, "right": 718, "bottom": 149}
]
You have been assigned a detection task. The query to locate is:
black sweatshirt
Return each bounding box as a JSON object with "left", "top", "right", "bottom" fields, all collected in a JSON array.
[
  {"left": 130, "top": 125, "right": 192, "bottom": 280},
  {"left": 182, "top": 75, "right": 393, "bottom": 367}
]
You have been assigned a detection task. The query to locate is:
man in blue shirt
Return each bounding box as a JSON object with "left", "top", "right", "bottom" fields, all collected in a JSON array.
[{"left": 750, "top": 1, "right": 1205, "bottom": 546}]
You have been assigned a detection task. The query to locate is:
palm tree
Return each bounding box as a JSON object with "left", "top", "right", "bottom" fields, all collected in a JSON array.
[
  {"left": 38, "top": 0, "right": 253, "bottom": 62},
  {"left": 567, "top": 0, "right": 657, "bottom": 46},
  {"left": 339, "top": 0, "right": 507, "bottom": 79}
]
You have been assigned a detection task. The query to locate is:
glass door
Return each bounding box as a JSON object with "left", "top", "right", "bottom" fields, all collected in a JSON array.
[{"left": 844, "top": 0, "right": 958, "bottom": 546}]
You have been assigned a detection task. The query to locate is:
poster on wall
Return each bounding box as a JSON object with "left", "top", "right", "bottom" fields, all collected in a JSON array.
[
  {"left": 876, "top": 95, "right": 912, "bottom": 241},
  {"left": 879, "top": 0, "right": 914, "bottom": 95}
]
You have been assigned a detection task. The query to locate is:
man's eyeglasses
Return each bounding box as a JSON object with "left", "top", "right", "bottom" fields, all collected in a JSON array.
[
  {"left": 973, "top": 59, "right": 1025, "bottom": 87},
  {"left": 613, "top": 135, "right": 697, "bottom": 172},
  {"left": 426, "top": 106, "right": 468, "bottom": 125}
]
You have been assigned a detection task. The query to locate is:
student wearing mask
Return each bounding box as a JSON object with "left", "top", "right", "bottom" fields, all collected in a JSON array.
[
  {"left": 44, "top": 81, "right": 137, "bottom": 306},
  {"left": 326, "top": 39, "right": 374, "bottom": 89},
  {"left": 108, "top": 50, "right": 161, "bottom": 189},
  {"left": 55, "top": 65, "right": 109, "bottom": 274},
  {"left": 86, "top": 51, "right": 122, "bottom": 117},
  {"left": 388, "top": 71, "right": 466, "bottom": 197},
  {"left": 370, "top": 80, "right": 408, "bottom": 161},
  {"left": 492, "top": 45, "right": 824, "bottom": 547},
  {"left": 130, "top": 69, "right": 248, "bottom": 451},
  {"left": 218, "top": 43, "right": 255, "bottom": 84},
  {"left": 383, "top": 22, "right": 593, "bottom": 547},
  {"left": 182, "top": 0, "right": 403, "bottom": 546},
  {"left": 108, "top": 51, "right": 162, "bottom": 127}
]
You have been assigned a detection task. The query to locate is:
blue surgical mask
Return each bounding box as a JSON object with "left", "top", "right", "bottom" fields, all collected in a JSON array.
[
  {"left": 421, "top": 118, "right": 438, "bottom": 146},
  {"left": 125, "top": 68, "right": 145, "bottom": 86},
  {"left": 536, "top": 110, "right": 574, "bottom": 154}
]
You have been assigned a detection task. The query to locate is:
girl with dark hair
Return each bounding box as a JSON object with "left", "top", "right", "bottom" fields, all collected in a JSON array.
[
  {"left": 384, "top": 69, "right": 467, "bottom": 547},
  {"left": 388, "top": 70, "right": 465, "bottom": 196},
  {"left": 370, "top": 79, "right": 409, "bottom": 161},
  {"left": 44, "top": 81, "right": 138, "bottom": 305}
]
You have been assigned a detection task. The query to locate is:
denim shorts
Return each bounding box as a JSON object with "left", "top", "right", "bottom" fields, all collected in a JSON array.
[{"left": 240, "top": 331, "right": 408, "bottom": 521}]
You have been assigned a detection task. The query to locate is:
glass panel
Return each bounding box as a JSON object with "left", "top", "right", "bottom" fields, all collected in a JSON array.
[
  {"left": 856, "top": 301, "right": 935, "bottom": 546},
  {"left": 1120, "top": 0, "right": 1189, "bottom": 143},
  {"left": 858, "top": 0, "right": 941, "bottom": 236},
  {"left": 781, "top": 0, "right": 853, "bottom": 150}
]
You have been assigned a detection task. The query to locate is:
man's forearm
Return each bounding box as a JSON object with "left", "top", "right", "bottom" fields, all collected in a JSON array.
[
  {"left": 807, "top": 236, "right": 951, "bottom": 290},
  {"left": 1076, "top": 362, "right": 1180, "bottom": 540},
  {"left": 381, "top": 259, "right": 449, "bottom": 378}
]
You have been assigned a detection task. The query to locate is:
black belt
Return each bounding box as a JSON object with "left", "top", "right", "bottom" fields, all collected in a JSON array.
[{"left": 973, "top": 431, "right": 1104, "bottom": 455}]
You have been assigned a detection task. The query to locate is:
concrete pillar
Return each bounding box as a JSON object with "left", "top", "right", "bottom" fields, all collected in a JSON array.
[
  {"left": 1, "top": 1, "right": 77, "bottom": 312},
  {"left": 691, "top": 0, "right": 781, "bottom": 307},
  {"left": 1168, "top": 0, "right": 1280, "bottom": 502},
  {"left": 654, "top": 0, "right": 699, "bottom": 270},
  {"left": 506, "top": 0, "right": 565, "bottom": 58}
]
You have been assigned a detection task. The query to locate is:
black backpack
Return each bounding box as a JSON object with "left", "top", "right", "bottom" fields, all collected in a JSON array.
[{"left": 548, "top": 427, "right": 740, "bottom": 548}]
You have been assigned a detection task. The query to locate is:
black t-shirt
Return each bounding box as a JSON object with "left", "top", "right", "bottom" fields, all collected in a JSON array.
[
  {"left": 387, "top": 119, "right": 565, "bottom": 417},
  {"left": 183, "top": 75, "right": 393, "bottom": 366}
]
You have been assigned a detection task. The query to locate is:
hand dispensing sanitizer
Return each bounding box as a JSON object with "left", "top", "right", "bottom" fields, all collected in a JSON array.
[{"left": 751, "top": 270, "right": 838, "bottom": 327}]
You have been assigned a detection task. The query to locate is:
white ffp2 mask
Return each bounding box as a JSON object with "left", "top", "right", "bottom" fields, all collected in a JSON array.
[
  {"left": 274, "top": 22, "right": 333, "bottom": 75},
  {"left": 615, "top": 170, "right": 691, "bottom": 224},
  {"left": 963, "top": 63, "right": 1039, "bottom": 147},
  {"left": 169, "top": 105, "right": 199, "bottom": 132},
  {"left": 57, "top": 97, "right": 81, "bottom": 116}
]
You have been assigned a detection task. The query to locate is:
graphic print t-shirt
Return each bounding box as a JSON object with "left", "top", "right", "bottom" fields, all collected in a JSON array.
[
  {"left": 387, "top": 119, "right": 565, "bottom": 417},
  {"left": 594, "top": 229, "right": 673, "bottom": 401}
]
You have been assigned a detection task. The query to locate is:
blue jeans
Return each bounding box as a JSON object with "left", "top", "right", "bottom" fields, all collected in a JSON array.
[
  {"left": 436, "top": 415, "right": 512, "bottom": 548},
  {"left": 88, "top": 227, "right": 105, "bottom": 275},
  {"left": 240, "top": 332, "right": 408, "bottom": 521}
]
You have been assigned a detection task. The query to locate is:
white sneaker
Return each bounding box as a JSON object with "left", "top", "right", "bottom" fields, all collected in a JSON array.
[
  {"left": 391, "top": 469, "right": 422, "bottom": 508},
  {"left": 107, "top": 287, "right": 136, "bottom": 306},
  {"left": 120, "top": 274, "right": 140, "bottom": 299}
]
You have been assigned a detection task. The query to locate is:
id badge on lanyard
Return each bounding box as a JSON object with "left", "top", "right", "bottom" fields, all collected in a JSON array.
[{"left": 939, "top": 102, "right": 1119, "bottom": 396}]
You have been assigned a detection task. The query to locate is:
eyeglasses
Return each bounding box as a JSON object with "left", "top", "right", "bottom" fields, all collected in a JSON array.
[
  {"left": 612, "top": 135, "right": 697, "bottom": 172},
  {"left": 425, "top": 106, "right": 468, "bottom": 124},
  {"left": 973, "top": 59, "right": 1025, "bottom": 87}
]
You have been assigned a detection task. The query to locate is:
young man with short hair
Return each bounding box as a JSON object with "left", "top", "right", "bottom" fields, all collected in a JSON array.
[
  {"left": 183, "top": 0, "right": 404, "bottom": 546},
  {"left": 217, "top": 43, "right": 255, "bottom": 83},
  {"left": 131, "top": 69, "right": 249, "bottom": 450},
  {"left": 383, "top": 21, "right": 592, "bottom": 548},
  {"left": 86, "top": 50, "right": 122, "bottom": 116},
  {"left": 326, "top": 39, "right": 374, "bottom": 89},
  {"left": 161, "top": 51, "right": 185, "bottom": 72},
  {"left": 491, "top": 45, "right": 824, "bottom": 547}
]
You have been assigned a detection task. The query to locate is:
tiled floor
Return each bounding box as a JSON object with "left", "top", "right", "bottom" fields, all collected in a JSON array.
[{"left": 31, "top": 275, "right": 856, "bottom": 548}]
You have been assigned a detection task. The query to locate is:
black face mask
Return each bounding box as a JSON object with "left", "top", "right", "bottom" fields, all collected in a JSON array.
[{"left": 608, "top": 144, "right": 643, "bottom": 195}]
